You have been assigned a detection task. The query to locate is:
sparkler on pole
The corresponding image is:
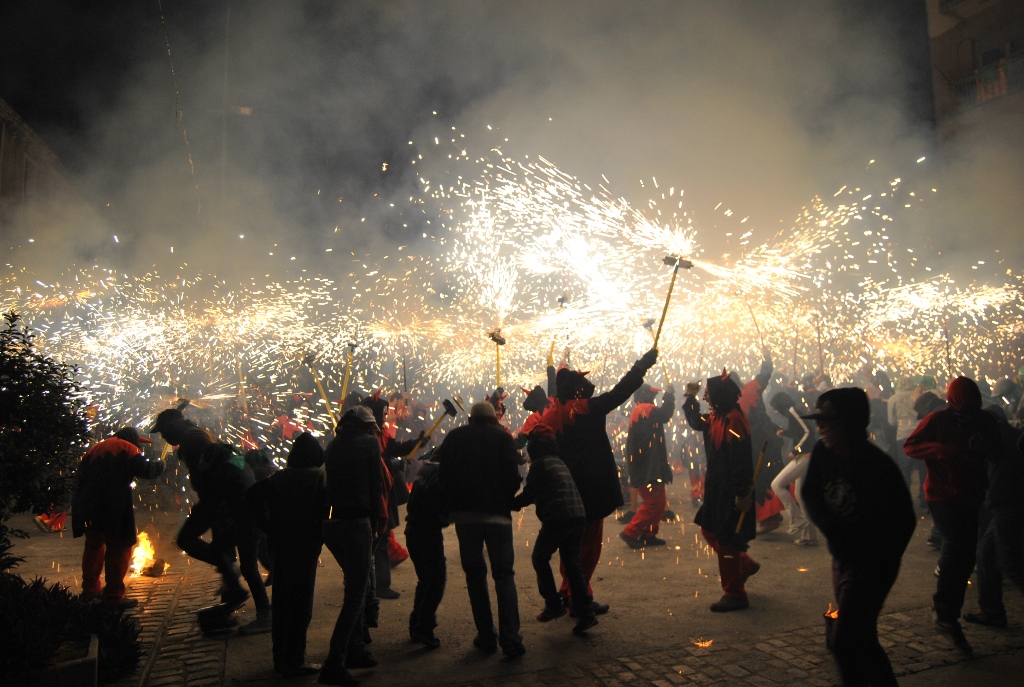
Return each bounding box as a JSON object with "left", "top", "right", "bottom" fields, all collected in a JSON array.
[
  {"left": 340, "top": 343, "right": 355, "bottom": 401},
  {"left": 405, "top": 399, "right": 458, "bottom": 459},
  {"left": 489, "top": 329, "right": 506, "bottom": 387},
  {"left": 739, "top": 291, "right": 764, "bottom": 349},
  {"left": 301, "top": 352, "right": 337, "bottom": 427},
  {"left": 653, "top": 257, "right": 693, "bottom": 350}
]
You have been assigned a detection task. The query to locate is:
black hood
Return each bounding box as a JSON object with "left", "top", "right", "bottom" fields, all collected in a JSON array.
[
  {"left": 556, "top": 368, "right": 595, "bottom": 402},
  {"left": 288, "top": 432, "right": 324, "bottom": 468},
  {"left": 522, "top": 385, "right": 549, "bottom": 413},
  {"left": 706, "top": 373, "right": 741, "bottom": 411}
]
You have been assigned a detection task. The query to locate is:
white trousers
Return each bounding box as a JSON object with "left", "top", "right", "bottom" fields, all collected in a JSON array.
[{"left": 771, "top": 455, "right": 817, "bottom": 543}]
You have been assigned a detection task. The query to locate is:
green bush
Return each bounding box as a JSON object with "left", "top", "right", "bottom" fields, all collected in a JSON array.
[{"left": 0, "top": 574, "right": 141, "bottom": 684}]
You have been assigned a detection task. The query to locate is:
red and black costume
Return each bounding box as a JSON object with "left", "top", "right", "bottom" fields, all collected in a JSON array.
[
  {"left": 622, "top": 384, "right": 675, "bottom": 542},
  {"left": 537, "top": 349, "right": 657, "bottom": 607},
  {"left": 516, "top": 365, "right": 557, "bottom": 447},
  {"left": 683, "top": 372, "right": 758, "bottom": 605}
]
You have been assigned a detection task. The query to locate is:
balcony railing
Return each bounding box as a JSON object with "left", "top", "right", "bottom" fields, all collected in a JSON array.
[{"left": 950, "top": 54, "right": 1024, "bottom": 112}]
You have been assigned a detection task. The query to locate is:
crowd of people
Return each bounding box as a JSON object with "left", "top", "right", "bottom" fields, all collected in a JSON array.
[{"left": 68, "top": 347, "right": 1024, "bottom": 687}]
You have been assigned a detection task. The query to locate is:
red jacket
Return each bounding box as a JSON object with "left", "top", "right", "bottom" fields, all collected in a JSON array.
[{"left": 904, "top": 407, "right": 1000, "bottom": 505}]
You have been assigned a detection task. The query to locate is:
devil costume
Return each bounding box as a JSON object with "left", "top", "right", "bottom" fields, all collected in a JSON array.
[
  {"left": 537, "top": 348, "right": 658, "bottom": 610},
  {"left": 622, "top": 384, "right": 675, "bottom": 544},
  {"left": 683, "top": 371, "right": 759, "bottom": 610}
]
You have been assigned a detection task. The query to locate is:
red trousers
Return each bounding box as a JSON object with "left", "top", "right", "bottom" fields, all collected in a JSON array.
[
  {"left": 701, "top": 528, "right": 757, "bottom": 600},
  {"left": 689, "top": 469, "right": 705, "bottom": 501},
  {"left": 559, "top": 518, "right": 604, "bottom": 599},
  {"left": 387, "top": 528, "right": 409, "bottom": 563},
  {"left": 756, "top": 488, "right": 785, "bottom": 522},
  {"left": 82, "top": 531, "right": 133, "bottom": 604},
  {"left": 623, "top": 484, "right": 667, "bottom": 539}
]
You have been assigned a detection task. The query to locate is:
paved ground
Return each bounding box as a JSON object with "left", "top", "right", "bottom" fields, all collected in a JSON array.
[{"left": 9, "top": 481, "right": 1024, "bottom": 687}]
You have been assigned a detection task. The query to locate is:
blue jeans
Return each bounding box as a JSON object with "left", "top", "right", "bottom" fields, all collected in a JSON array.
[{"left": 455, "top": 522, "right": 522, "bottom": 651}]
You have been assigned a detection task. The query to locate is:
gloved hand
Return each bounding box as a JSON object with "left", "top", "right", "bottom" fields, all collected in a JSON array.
[
  {"left": 682, "top": 394, "right": 701, "bottom": 414},
  {"left": 639, "top": 348, "right": 658, "bottom": 370},
  {"left": 666, "top": 384, "right": 676, "bottom": 395},
  {"left": 734, "top": 493, "right": 753, "bottom": 514},
  {"left": 684, "top": 381, "right": 702, "bottom": 397}
]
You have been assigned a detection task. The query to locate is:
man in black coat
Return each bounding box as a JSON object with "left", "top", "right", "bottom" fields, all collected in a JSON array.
[
  {"left": 320, "top": 406, "right": 385, "bottom": 687},
  {"left": 965, "top": 405, "right": 1024, "bottom": 628},
  {"left": 246, "top": 433, "right": 327, "bottom": 677},
  {"left": 537, "top": 348, "right": 658, "bottom": 614},
  {"left": 72, "top": 427, "right": 165, "bottom": 607},
  {"left": 683, "top": 371, "right": 758, "bottom": 612},
  {"left": 150, "top": 409, "right": 269, "bottom": 619},
  {"left": 801, "top": 388, "right": 915, "bottom": 687},
  {"left": 621, "top": 383, "right": 675, "bottom": 548},
  {"left": 437, "top": 401, "right": 524, "bottom": 657}
]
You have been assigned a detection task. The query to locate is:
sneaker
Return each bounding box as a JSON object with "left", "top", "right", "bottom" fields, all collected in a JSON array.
[
  {"left": 619, "top": 531, "right": 644, "bottom": 549},
  {"left": 318, "top": 666, "right": 358, "bottom": 686},
  {"left": 933, "top": 616, "right": 973, "bottom": 655},
  {"left": 410, "top": 629, "right": 441, "bottom": 649},
  {"left": 662, "top": 510, "right": 677, "bottom": 522},
  {"left": 112, "top": 597, "right": 139, "bottom": 609},
  {"left": 344, "top": 651, "right": 377, "bottom": 669},
  {"left": 277, "top": 663, "right": 321, "bottom": 677},
  {"left": 221, "top": 586, "right": 250, "bottom": 610},
  {"left": 238, "top": 610, "right": 272, "bottom": 635},
  {"left": 536, "top": 605, "right": 567, "bottom": 622},
  {"left": 964, "top": 611, "right": 1007, "bottom": 628},
  {"left": 742, "top": 561, "right": 761, "bottom": 584},
  {"left": 710, "top": 595, "right": 749, "bottom": 612},
  {"left": 569, "top": 600, "right": 609, "bottom": 618},
  {"left": 473, "top": 634, "right": 498, "bottom": 654},
  {"left": 502, "top": 643, "right": 526, "bottom": 658},
  {"left": 794, "top": 538, "right": 819, "bottom": 546},
  {"left": 642, "top": 535, "right": 667, "bottom": 546},
  {"left": 572, "top": 616, "right": 598, "bottom": 635},
  {"left": 378, "top": 588, "right": 401, "bottom": 600},
  {"left": 616, "top": 510, "right": 636, "bottom": 524}
]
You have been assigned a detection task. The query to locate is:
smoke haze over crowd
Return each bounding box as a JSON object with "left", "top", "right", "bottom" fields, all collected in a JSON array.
[{"left": 1, "top": 1, "right": 1020, "bottom": 284}]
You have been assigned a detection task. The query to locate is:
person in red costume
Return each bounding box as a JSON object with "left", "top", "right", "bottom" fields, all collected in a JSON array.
[
  {"left": 683, "top": 371, "right": 760, "bottom": 612},
  {"left": 904, "top": 376, "right": 1001, "bottom": 655},
  {"left": 537, "top": 348, "right": 658, "bottom": 616},
  {"left": 516, "top": 362, "right": 557, "bottom": 447},
  {"left": 620, "top": 383, "right": 676, "bottom": 548}
]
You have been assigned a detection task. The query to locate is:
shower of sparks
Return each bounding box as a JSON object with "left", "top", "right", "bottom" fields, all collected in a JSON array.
[{"left": 4, "top": 125, "right": 1023, "bottom": 460}]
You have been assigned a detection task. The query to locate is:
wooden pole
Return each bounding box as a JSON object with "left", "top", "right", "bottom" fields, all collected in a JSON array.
[{"left": 653, "top": 261, "right": 681, "bottom": 350}]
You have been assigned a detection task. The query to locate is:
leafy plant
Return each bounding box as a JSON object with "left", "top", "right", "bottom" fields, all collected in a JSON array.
[
  {"left": 0, "top": 311, "right": 91, "bottom": 530},
  {"left": 0, "top": 574, "right": 141, "bottom": 683}
]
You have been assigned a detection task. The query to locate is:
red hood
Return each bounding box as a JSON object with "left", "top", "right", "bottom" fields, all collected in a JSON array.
[{"left": 947, "top": 376, "right": 981, "bottom": 412}]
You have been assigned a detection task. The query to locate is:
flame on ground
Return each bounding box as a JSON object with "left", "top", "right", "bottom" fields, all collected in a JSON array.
[
  {"left": 130, "top": 532, "right": 167, "bottom": 576},
  {"left": 825, "top": 603, "right": 839, "bottom": 619},
  {"left": 690, "top": 637, "right": 714, "bottom": 648}
]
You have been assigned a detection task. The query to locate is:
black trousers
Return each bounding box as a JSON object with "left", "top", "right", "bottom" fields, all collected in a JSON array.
[
  {"left": 531, "top": 519, "right": 592, "bottom": 618},
  {"left": 271, "top": 546, "right": 319, "bottom": 669},
  {"left": 322, "top": 518, "right": 373, "bottom": 670},
  {"left": 176, "top": 502, "right": 270, "bottom": 611},
  {"left": 977, "top": 505, "right": 1024, "bottom": 619},
  {"left": 929, "top": 500, "right": 980, "bottom": 623},
  {"left": 406, "top": 522, "right": 447, "bottom": 634},
  {"left": 832, "top": 557, "right": 901, "bottom": 687}
]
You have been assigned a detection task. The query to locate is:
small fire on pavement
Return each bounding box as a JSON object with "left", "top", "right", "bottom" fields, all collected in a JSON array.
[{"left": 130, "top": 532, "right": 169, "bottom": 577}]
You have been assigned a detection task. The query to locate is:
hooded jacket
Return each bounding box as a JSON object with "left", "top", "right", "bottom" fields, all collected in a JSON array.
[
  {"left": 625, "top": 386, "right": 676, "bottom": 489},
  {"left": 71, "top": 437, "right": 165, "bottom": 543},
  {"left": 536, "top": 352, "right": 656, "bottom": 520},
  {"left": 983, "top": 405, "right": 1024, "bottom": 510},
  {"left": 904, "top": 377, "right": 1001, "bottom": 505},
  {"left": 683, "top": 373, "right": 755, "bottom": 550},
  {"left": 512, "top": 453, "right": 586, "bottom": 524},
  {"left": 324, "top": 422, "right": 386, "bottom": 526},
  {"left": 246, "top": 432, "right": 328, "bottom": 556}
]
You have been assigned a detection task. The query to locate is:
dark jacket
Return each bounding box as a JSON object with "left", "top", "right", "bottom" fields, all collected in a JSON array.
[
  {"left": 904, "top": 407, "right": 1001, "bottom": 506},
  {"left": 324, "top": 427, "right": 385, "bottom": 527},
  {"left": 71, "top": 437, "right": 165, "bottom": 544},
  {"left": 405, "top": 461, "right": 449, "bottom": 530},
  {"left": 173, "top": 424, "right": 218, "bottom": 496},
  {"left": 437, "top": 417, "right": 521, "bottom": 518},
  {"left": 625, "top": 390, "right": 676, "bottom": 489},
  {"left": 512, "top": 454, "right": 585, "bottom": 524},
  {"left": 985, "top": 406, "right": 1024, "bottom": 510},
  {"left": 802, "top": 439, "right": 915, "bottom": 563},
  {"left": 536, "top": 357, "right": 652, "bottom": 520},
  {"left": 246, "top": 466, "right": 328, "bottom": 557},
  {"left": 684, "top": 395, "right": 755, "bottom": 550},
  {"left": 198, "top": 443, "right": 257, "bottom": 521}
]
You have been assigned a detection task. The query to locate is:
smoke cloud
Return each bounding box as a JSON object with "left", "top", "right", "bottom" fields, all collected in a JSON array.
[{"left": 2, "top": 0, "right": 1019, "bottom": 284}]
